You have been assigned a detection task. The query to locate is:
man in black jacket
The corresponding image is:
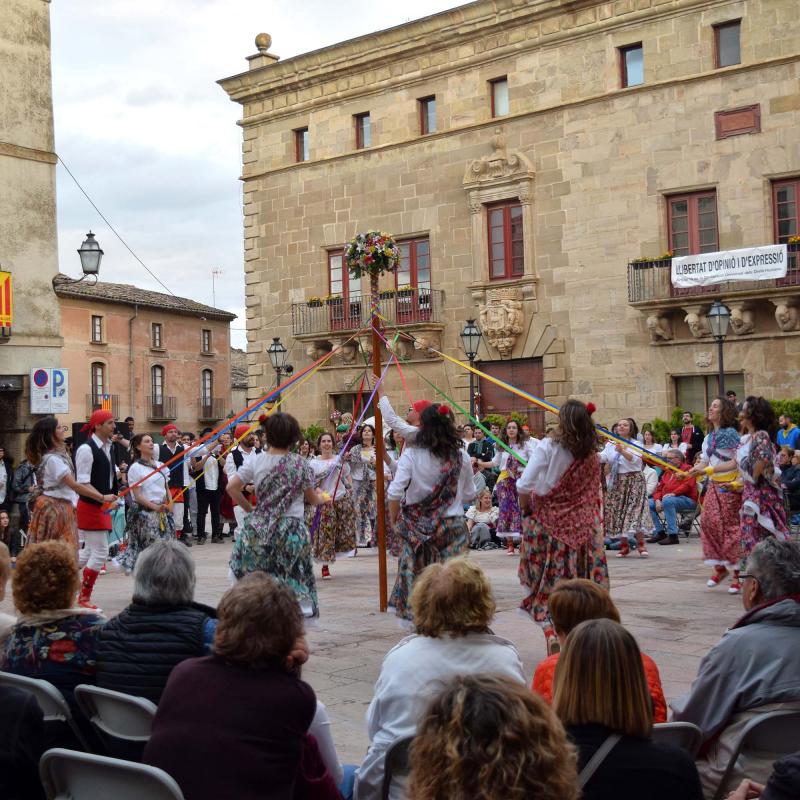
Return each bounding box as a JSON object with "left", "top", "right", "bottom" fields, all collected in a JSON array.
[
  {"left": 680, "top": 411, "right": 705, "bottom": 464},
  {"left": 96, "top": 539, "right": 216, "bottom": 705}
]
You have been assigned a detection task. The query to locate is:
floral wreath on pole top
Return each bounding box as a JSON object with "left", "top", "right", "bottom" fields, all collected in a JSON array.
[{"left": 345, "top": 231, "right": 401, "bottom": 279}]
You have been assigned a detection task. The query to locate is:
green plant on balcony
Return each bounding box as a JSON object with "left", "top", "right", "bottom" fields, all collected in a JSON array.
[
  {"left": 789, "top": 236, "right": 800, "bottom": 244},
  {"left": 397, "top": 284, "right": 415, "bottom": 297},
  {"left": 324, "top": 294, "right": 342, "bottom": 305},
  {"left": 379, "top": 287, "right": 397, "bottom": 299},
  {"left": 306, "top": 296, "right": 323, "bottom": 307},
  {"left": 630, "top": 251, "right": 674, "bottom": 264}
]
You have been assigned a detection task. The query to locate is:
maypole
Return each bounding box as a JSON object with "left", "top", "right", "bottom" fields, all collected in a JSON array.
[{"left": 345, "top": 231, "right": 401, "bottom": 612}]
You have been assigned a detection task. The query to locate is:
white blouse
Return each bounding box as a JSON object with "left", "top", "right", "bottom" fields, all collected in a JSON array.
[
  {"left": 387, "top": 448, "right": 475, "bottom": 517},
  {"left": 127, "top": 461, "right": 170, "bottom": 506},
  {"left": 349, "top": 445, "right": 376, "bottom": 482},
  {"left": 599, "top": 440, "right": 643, "bottom": 474},
  {"left": 308, "top": 456, "right": 350, "bottom": 500},
  {"left": 466, "top": 505, "right": 499, "bottom": 526},
  {"left": 488, "top": 439, "right": 538, "bottom": 472},
  {"left": 39, "top": 452, "right": 77, "bottom": 503},
  {"left": 517, "top": 437, "right": 575, "bottom": 497},
  {"left": 698, "top": 432, "right": 738, "bottom": 468}
]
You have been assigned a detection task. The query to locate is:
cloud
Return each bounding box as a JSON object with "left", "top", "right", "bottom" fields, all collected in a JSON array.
[{"left": 50, "top": 0, "right": 467, "bottom": 350}]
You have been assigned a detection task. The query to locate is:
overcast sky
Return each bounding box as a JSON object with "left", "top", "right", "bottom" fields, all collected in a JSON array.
[{"left": 50, "top": 0, "right": 466, "bottom": 349}]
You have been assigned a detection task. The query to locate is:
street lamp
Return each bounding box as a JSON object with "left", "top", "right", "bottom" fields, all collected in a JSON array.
[
  {"left": 267, "top": 336, "right": 293, "bottom": 402},
  {"left": 460, "top": 319, "right": 482, "bottom": 419},
  {"left": 707, "top": 300, "right": 731, "bottom": 396},
  {"left": 63, "top": 231, "right": 103, "bottom": 285}
]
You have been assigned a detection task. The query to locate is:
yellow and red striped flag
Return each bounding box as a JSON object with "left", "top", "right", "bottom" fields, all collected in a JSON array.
[{"left": 0, "top": 272, "right": 12, "bottom": 327}]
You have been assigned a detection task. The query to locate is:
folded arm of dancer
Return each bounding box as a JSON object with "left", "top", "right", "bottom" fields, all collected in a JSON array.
[
  {"left": 517, "top": 437, "right": 574, "bottom": 512},
  {"left": 227, "top": 459, "right": 327, "bottom": 514},
  {"left": 376, "top": 385, "right": 418, "bottom": 442}
]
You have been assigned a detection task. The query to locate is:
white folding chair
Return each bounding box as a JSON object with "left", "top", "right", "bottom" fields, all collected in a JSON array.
[
  {"left": 40, "top": 747, "right": 184, "bottom": 800},
  {"left": 74, "top": 684, "right": 157, "bottom": 761},
  {"left": 712, "top": 709, "right": 800, "bottom": 800},
  {"left": 0, "top": 671, "right": 91, "bottom": 751},
  {"left": 652, "top": 721, "right": 703, "bottom": 757}
]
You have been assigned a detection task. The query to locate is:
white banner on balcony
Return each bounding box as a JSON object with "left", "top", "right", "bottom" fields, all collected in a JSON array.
[{"left": 671, "top": 244, "right": 787, "bottom": 287}]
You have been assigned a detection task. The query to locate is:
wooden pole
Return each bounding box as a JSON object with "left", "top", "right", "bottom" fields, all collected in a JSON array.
[{"left": 371, "top": 275, "right": 389, "bottom": 612}]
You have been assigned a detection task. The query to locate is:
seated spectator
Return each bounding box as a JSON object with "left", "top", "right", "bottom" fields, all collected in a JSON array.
[
  {"left": 778, "top": 447, "right": 800, "bottom": 514},
  {"left": 355, "top": 557, "right": 525, "bottom": 800},
  {"left": 726, "top": 752, "right": 800, "bottom": 800},
  {"left": 144, "top": 573, "right": 323, "bottom": 800},
  {"left": 95, "top": 539, "right": 217, "bottom": 703},
  {"left": 532, "top": 579, "right": 667, "bottom": 723},
  {"left": 554, "top": 618, "right": 702, "bottom": 800},
  {"left": 0, "top": 542, "right": 15, "bottom": 644},
  {"left": 644, "top": 465, "right": 659, "bottom": 497},
  {"left": 0, "top": 682, "right": 46, "bottom": 800},
  {"left": 671, "top": 538, "right": 800, "bottom": 797},
  {"left": 408, "top": 673, "right": 578, "bottom": 800},
  {"left": 466, "top": 489, "right": 499, "bottom": 548},
  {"left": 0, "top": 541, "right": 105, "bottom": 709},
  {"left": 647, "top": 449, "right": 698, "bottom": 546}
]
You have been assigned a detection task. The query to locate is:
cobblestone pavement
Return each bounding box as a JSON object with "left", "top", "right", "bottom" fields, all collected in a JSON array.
[{"left": 1, "top": 536, "right": 744, "bottom": 764}]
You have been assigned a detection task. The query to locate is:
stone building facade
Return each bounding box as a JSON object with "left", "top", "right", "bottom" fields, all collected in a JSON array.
[
  {"left": 220, "top": 0, "right": 800, "bottom": 432},
  {"left": 54, "top": 276, "right": 235, "bottom": 434},
  {"left": 0, "top": 0, "right": 63, "bottom": 451}
]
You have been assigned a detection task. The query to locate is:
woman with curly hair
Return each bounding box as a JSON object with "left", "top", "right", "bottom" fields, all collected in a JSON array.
[
  {"left": 554, "top": 619, "right": 702, "bottom": 800},
  {"left": 688, "top": 397, "right": 742, "bottom": 592},
  {"left": 118, "top": 433, "right": 175, "bottom": 574},
  {"left": 517, "top": 400, "right": 608, "bottom": 653},
  {"left": 479, "top": 419, "right": 537, "bottom": 554},
  {"left": 408, "top": 673, "right": 578, "bottom": 800},
  {"left": 600, "top": 417, "right": 650, "bottom": 558},
  {"left": 227, "top": 413, "right": 329, "bottom": 618},
  {"left": 24, "top": 416, "right": 113, "bottom": 549},
  {"left": 0, "top": 541, "right": 105, "bottom": 709},
  {"left": 306, "top": 432, "right": 356, "bottom": 580},
  {"left": 387, "top": 404, "right": 476, "bottom": 620},
  {"left": 736, "top": 396, "right": 788, "bottom": 572},
  {"left": 348, "top": 423, "right": 378, "bottom": 547},
  {"left": 355, "top": 558, "right": 524, "bottom": 799}
]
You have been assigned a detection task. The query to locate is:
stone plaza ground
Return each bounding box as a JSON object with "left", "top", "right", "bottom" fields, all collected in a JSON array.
[{"left": 1, "top": 535, "right": 747, "bottom": 764}]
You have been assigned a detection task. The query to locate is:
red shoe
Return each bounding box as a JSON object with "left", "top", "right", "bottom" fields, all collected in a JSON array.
[
  {"left": 506, "top": 539, "right": 516, "bottom": 555},
  {"left": 616, "top": 540, "right": 631, "bottom": 558},
  {"left": 707, "top": 566, "right": 729, "bottom": 587},
  {"left": 321, "top": 565, "right": 331, "bottom": 580},
  {"left": 77, "top": 567, "right": 102, "bottom": 612},
  {"left": 728, "top": 570, "right": 741, "bottom": 594},
  {"left": 544, "top": 627, "right": 561, "bottom": 656}
]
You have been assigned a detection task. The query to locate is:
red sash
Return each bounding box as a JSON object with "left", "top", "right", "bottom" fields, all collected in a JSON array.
[{"left": 76, "top": 498, "right": 112, "bottom": 531}]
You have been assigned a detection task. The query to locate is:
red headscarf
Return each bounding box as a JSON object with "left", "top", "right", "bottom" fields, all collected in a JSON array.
[
  {"left": 161, "top": 423, "right": 178, "bottom": 437},
  {"left": 81, "top": 409, "right": 113, "bottom": 434},
  {"left": 234, "top": 424, "right": 251, "bottom": 440}
]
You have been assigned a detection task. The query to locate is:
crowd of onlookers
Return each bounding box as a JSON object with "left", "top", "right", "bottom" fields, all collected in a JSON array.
[{"left": 0, "top": 534, "right": 799, "bottom": 800}]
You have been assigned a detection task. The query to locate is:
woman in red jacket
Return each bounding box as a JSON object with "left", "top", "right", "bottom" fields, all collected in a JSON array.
[{"left": 531, "top": 578, "right": 667, "bottom": 723}]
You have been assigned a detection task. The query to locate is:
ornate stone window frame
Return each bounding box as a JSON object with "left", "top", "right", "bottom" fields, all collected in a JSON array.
[{"left": 463, "top": 128, "right": 536, "bottom": 303}]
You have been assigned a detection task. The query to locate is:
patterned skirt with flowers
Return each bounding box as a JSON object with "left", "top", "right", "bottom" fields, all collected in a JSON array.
[
  {"left": 604, "top": 471, "right": 651, "bottom": 537},
  {"left": 496, "top": 477, "right": 522, "bottom": 540},
  {"left": 308, "top": 494, "right": 357, "bottom": 563},
  {"left": 741, "top": 482, "right": 788, "bottom": 559},
  {"left": 27, "top": 495, "right": 79, "bottom": 550},
  {"left": 700, "top": 483, "right": 742, "bottom": 567},
  {"left": 519, "top": 518, "right": 609, "bottom": 630},
  {"left": 118, "top": 505, "right": 175, "bottom": 574},
  {"left": 353, "top": 477, "right": 377, "bottom": 546}
]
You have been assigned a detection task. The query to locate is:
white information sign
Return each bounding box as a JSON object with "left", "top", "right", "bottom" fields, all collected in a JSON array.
[
  {"left": 30, "top": 368, "right": 69, "bottom": 414},
  {"left": 671, "top": 244, "right": 787, "bottom": 288}
]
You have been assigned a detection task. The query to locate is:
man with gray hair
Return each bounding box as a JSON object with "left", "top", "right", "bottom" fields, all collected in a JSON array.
[
  {"left": 95, "top": 540, "right": 216, "bottom": 703},
  {"left": 671, "top": 538, "right": 800, "bottom": 795},
  {"left": 646, "top": 449, "right": 698, "bottom": 546}
]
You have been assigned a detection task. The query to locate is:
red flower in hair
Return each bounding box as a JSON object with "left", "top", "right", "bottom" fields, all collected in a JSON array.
[
  {"left": 438, "top": 404, "right": 451, "bottom": 416},
  {"left": 586, "top": 402, "right": 596, "bottom": 415},
  {"left": 258, "top": 414, "right": 268, "bottom": 424}
]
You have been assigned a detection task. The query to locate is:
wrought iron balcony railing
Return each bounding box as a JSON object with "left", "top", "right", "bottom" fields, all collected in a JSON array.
[
  {"left": 291, "top": 288, "right": 444, "bottom": 337},
  {"left": 146, "top": 395, "right": 178, "bottom": 421},
  {"left": 198, "top": 397, "right": 225, "bottom": 421},
  {"left": 86, "top": 393, "right": 120, "bottom": 419},
  {"left": 628, "top": 243, "right": 799, "bottom": 304}
]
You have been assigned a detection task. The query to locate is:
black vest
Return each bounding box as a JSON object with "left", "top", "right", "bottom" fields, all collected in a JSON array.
[
  {"left": 231, "top": 446, "right": 261, "bottom": 469},
  {"left": 159, "top": 442, "right": 185, "bottom": 490},
  {"left": 95, "top": 602, "right": 215, "bottom": 704},
  {"left": 82, "top": 438, "right": 118, "bottom": 506}
]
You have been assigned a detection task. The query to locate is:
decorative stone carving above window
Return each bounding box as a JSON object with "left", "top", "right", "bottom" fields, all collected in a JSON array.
[
  {"left": 479, "top": 287, "right": 525, "bottom": 357},
  {"left": 646, "top": 312, "right": 673, "bottom": 342},
  {"left": 463, "top": 128, "right": 537, "bottom": 301}
]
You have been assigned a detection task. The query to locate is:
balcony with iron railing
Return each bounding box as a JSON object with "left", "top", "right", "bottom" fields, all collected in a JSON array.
[
  {"left": 86, "top": 394, "right": 120, "bottom": 418},
  {"left": 291, "top": 288, "right": 444, "bottom": 337},
  {"left": 198, "top": 397, "right": 225, "bottom": 421},
  {"left": 628, "top": 243, "right": 800, "bottom": 305},
  {"left": 146, "top": 395, "right": 178, "bottom": 421}
]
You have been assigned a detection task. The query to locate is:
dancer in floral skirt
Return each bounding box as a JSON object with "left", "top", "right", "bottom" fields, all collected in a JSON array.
[
  {"left": 348, "top": 424, "right": 377, "bottom": 547},
  {"left": 387, "top": 404, "right": 475, "bottom": 621},
  {"left": 227, "top": 413, "right": 329, "bottom": 618},
  {"left": 736, "top": 397, "right": 788, "bottom": 574},
  {"left": 518, "top": 400, "right": 608, "bottom": 654},
  {"left": 479, "top": 420, "right": 537, "bottom": 555},
  {"left": 306, "top": 432, "right": 356, "bottom": 579},
  {"left": 600, "top": 418, "right": 650, "bottom": 558},
  {"left": 688, "top": 397, "right": 742, "bottom": 592}
]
